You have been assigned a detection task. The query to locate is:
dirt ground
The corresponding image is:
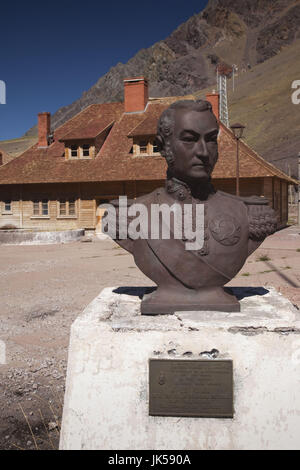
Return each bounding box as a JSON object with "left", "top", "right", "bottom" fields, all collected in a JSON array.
[{"left": 0, "top": 226, "right": 300, "bottom": 450}]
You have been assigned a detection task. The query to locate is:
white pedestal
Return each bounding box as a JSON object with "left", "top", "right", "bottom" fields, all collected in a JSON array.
[{"left": 60, "top": 286, "right": 300, "bottom": 450}]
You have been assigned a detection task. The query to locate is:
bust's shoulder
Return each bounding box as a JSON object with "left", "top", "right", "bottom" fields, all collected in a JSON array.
[
  {"left": 215, "top": 191, "right": 269, "bottom": 207},
  {"left": 215, "top": 191, "right": 277, "bottom": 239}
]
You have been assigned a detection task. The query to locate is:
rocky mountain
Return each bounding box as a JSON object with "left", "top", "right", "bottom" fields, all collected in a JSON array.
[
  {"left": 24, "top": 0, "right": 299, "bottom": 133},
  {"left": 2, "top": 0, "right": 297, "bottom": 177}
]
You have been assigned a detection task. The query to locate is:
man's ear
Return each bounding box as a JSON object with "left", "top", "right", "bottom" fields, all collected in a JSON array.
[{"left": 154, "top": 135, "right": 164, "bottom": 152}]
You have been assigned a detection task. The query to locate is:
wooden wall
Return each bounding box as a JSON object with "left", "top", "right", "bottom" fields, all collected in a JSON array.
[
  {"left": 271, "top": 177, "right": 288, "bottom": 228},
  {"left": 213, "top": 177, "right": 264, "bottom": 198},
  {"left": 0, "top": 178, "right": 288, "bottom": 231},
  {"left": 213, "top": 177, "right": 288, "bottom": 226}
]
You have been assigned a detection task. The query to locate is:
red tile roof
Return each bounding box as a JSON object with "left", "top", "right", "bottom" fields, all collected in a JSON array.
[
  {"left": 0, "top": 147, "right": 15, "bottom": 166},
  {"left": 59, "top": 118, "right": 115, "bottom": 141},
  {"left": 0, "top": 98, "right": 297, "bottom": 185}
]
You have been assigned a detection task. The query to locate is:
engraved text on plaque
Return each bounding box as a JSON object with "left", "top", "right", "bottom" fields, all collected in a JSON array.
[{"left": 149, "top": 359, "right": 233, "bottom": 418}]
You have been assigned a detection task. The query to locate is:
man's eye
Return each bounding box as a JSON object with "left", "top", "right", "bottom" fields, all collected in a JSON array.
[{"left": 181, "top": 136, "right": 196, "bottom": 142}]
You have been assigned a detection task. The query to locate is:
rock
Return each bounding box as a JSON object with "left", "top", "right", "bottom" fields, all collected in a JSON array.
[{"left": 48, "top": 422, "right": 58, "bottom": 431}]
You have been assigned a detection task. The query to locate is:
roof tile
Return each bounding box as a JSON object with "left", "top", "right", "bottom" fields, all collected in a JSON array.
[{"left": 0, "top": 99, "right": 297, "bottom": 185}]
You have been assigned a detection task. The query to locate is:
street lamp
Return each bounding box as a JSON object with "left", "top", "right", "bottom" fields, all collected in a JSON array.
[{"left": 230, "top": 122, "right": 246, "bottom": 196}]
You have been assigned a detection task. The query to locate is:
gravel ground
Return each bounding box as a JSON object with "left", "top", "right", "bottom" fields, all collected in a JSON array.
[{"left": 0, "top": 227, "right": 299, "bottom": 450}]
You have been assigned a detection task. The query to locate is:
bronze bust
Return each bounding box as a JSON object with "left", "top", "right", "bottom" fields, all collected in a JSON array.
[{"left": 106, "top": 100, "right": 277, "bottom": 314}]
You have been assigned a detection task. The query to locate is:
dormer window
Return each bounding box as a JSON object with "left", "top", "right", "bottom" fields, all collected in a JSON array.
[
  {"left": 139, "top": 141, "right": 148, "bottom": 154},
  {"left": 71, "top": 145, "right": 79, "bottom": 158},
  {"left": 64, "top": 142, "right": 94, "bottom": 160},
  {"left": 153, "top": 140, "right": 159, "bottom": 153},
  {"left": 82, "top": 144, "right": 90, "bottom": 157},
  {"left": 59, "top": 120, "right": 114, "bottom": 160},
  {"left": 132, "top": 137, "right": 161, "bottom": 156}
]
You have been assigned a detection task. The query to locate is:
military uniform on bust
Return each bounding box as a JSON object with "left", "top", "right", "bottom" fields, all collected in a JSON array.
[
  {"left": 106, "top": 99, "right": 277, "bottom": 315},
  {"left": 109, "top": 177, "right": 277, "bottom": 314}
]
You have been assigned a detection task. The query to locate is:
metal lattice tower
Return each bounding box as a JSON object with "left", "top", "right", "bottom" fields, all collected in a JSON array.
[{"left": 217, "top": 71, "right": 229, "bottom": 128}]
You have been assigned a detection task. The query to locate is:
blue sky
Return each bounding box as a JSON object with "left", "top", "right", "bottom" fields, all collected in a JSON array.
[{"left": 0, "top": 0, "right": 209, "bottom": 140}]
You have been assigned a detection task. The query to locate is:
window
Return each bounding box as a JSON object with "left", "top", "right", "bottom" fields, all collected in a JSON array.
[
  {"left": 4, "top": 200, "right": 11, "bottom": 212},
  {"left": 133, "top": 138, "right": 161, "bottom": 156},
  {"left": 42, "top": 200, "right": 49, "bottom": 215},
  {"left": 71, "top": 145, "right": 79, "bottom": 158},
  {"left": 32, "top": 200, "right": 49, "bottom": 217},
  {"left": 152, "top": 140, "right": 159, "bottom": 153},
  {"left": 59, "top": 200, "right": 66, "bottom": 216},
  {"left": 58, "top": 199, "right": 76, "bottom": 217},
  {"left": 139, "top": 141, "right": 148, "bottom": 154},
  {"left": 69, "top": 199, "right": 76, "bottom": 215},
  {"left": 33, "top": 201, "right": 39, "bottom": 215},
  {"left": 66, "top": 143, "right": 93, "bottom": 159},
  {"left": 82, "top": 144, "right": 90, "bottom": 157}
]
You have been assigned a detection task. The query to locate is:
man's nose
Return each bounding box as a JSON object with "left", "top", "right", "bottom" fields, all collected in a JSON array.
[{"left": 195, "top": 138, "right": 209, "bottom": 159}]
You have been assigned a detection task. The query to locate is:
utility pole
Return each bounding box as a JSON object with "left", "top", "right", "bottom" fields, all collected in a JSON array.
[
  {"left": 230, "top": 123, "right": 246, "bottom": 197},
  {"left": 232, "top": 64, "right": 237, "bottom": 92},
  {"left": 217, "top": 68, "right": 229, "bottom": 127}
]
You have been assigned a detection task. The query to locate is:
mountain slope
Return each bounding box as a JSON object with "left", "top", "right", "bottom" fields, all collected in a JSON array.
[
  {"left": 1, "top": 0, "right": 299, "bottom": 178},
  {"left": 195, "top": 39, "right": 300, "bottom": 178},
  {"left": 24, "top": 0, "right": 300, "bottom": 136}
]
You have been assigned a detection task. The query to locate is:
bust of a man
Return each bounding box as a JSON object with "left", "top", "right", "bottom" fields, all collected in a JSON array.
[{"left": 107, "top": 100, "right": 277, "bottom": 314}]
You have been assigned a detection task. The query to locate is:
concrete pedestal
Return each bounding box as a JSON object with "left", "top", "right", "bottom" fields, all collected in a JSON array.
[{"left": 60, "top": 286, "right": 300, "bottom": 450}]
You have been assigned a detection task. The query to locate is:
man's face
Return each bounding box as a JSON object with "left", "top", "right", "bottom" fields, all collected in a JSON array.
[{"left": 169, "top": 109, "right": 219, "bottom": 183}]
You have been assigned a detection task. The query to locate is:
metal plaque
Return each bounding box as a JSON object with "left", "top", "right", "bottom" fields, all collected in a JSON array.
[{"left": 149, "top": 359, "right": 233, "bottom": 418}]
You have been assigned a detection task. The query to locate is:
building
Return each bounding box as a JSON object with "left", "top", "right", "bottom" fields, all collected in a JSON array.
[
  {"left": 0, "top": 147, "right": 14, "bottom": 166},
  {"left": 0, "top": 77, "right": 296, "bottom": 231}
]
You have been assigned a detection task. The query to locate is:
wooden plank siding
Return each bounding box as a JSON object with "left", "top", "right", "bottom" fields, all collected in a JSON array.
[
  {"left": 0, "top": 177, "right": 289, "bottom": 231},
  {"left": 281, "top": 180, "right": 288, "bottom": 226},
  {"left": 213, "top": 177, "right": 264, "bottom": 197}
]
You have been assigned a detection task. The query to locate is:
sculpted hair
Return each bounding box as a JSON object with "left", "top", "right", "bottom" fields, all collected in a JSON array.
[{"left": 156, "top": 100, "right": 218, "bottom": 168}]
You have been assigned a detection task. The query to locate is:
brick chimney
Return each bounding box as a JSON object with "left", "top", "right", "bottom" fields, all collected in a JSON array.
[
  {"left": 38, "top": 112, "right": 51, "bottom": 147},
  {"left": 206, "top": 91, "right": 220, "bottom": 121},
  {"left": 124, "top": 77, "right": 148, "bottom": 113}
]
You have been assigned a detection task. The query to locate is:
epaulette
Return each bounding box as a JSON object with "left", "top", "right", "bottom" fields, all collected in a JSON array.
[{"left": 217, "top": 191, "right": 277, "bottom": 239}]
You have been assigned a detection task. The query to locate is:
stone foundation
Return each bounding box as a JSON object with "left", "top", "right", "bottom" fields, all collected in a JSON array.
[
  {"left": 60, "top": 286, "right": 300, "bottom": 450},
  {"left": 0, "top": 228, "right": 84, "bottom": 245}
]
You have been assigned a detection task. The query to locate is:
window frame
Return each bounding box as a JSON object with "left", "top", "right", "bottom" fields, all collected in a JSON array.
[
  {"left": 65, "top": 142, "right": 94, "bottom": 160},
  {"left": 81, "top": 144, "right": 91, "bottom": 158},
  {"left": 57, "top": 198, "right": 77, "bottom": 219},
  {"left": 133, "top": 137, "right": 161, "bottom": 156},
  {"left": 3, "top": 200, "right": 12, "bottom": 213},
  {"left": 31, "top": 199, "right": 49, "bottom": 218},
  {"left": 70, "top": 145, "right": 79, "bottom": 159}
]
